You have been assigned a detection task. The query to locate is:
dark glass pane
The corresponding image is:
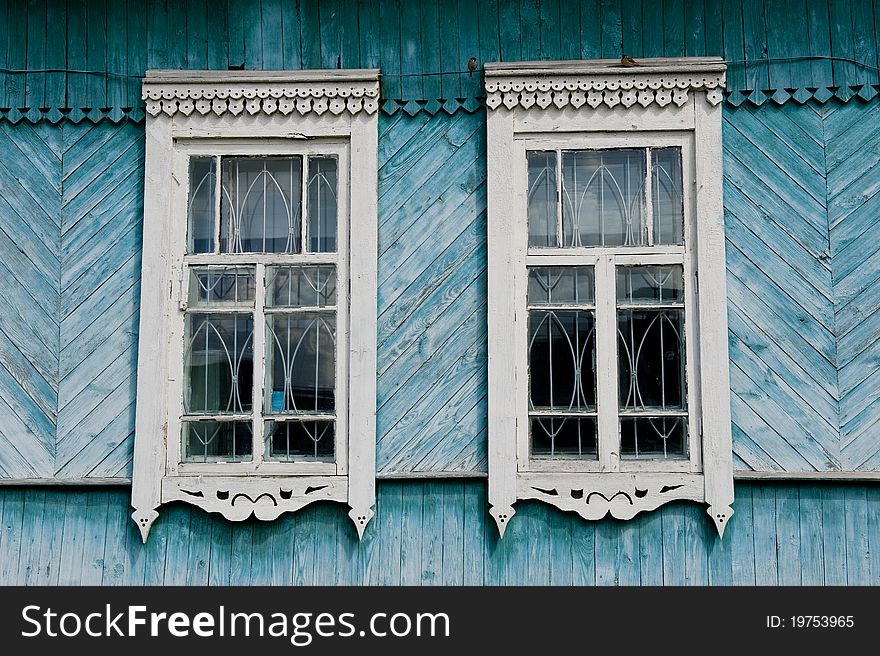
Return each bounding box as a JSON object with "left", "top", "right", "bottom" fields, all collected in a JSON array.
[
  {"left": 221, "top": 156, "right": 302, "bottom": 253},
  {"left": 562, "top": 149, "right": 646, "bottom": 247},
  {"left": 616, "top": 265, "right": 684, "bottom": 305},
  {"left": 188, "top": 266, "right": 256, "bottom": 307},
  {"left": 266, "top": 265, "right": 336, "bottom": 308},
  {"left": 530, "top": 416, "right": 598, "bottom": 458},
  {"left": 184, "top": 314, "right": 254, "bottom": 414},
  {"left": 183, "top": 420, "right": 252, "bottom": 462},
  {"left": 308, "top": 156, "right": 338, "bottom": 253},
  {"left": 618, "top": 309, "right": 685, "bottom": 411},
  {"left": 266, "top": 313, "right": 336, "bottom": 414},
  {"left": 265, "top": 420, "right": 335, "bottom": 462},
  {"left": 529, "top": 310, "right": 596, "bottom": 411},
  {"left": 652, "top": 147, "right": 684, "bottom": 245},
  {"left": 528, "top": 267, "right": 594, "bottom": 306},
  {"left": 527, "top": 151, "right": 558, "bottom": 247},
  {"left": 188, "top": 157, "right": 215, "bottom": 253},
  {"left": 620, "top": 416, "right": 687, "bottom": 459}
]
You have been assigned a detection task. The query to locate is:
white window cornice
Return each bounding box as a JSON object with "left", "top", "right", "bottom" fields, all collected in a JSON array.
[
  {"left": 142, "top": 69, "right": 381, "bottom": 118},
  {"left": 484, "top": 58, "right": 726, "bottom": 111}
]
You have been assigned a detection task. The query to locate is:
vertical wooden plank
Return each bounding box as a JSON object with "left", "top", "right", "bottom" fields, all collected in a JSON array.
[
  {"left": 766, "top": 0, "right": 794, "bottom": 90},
  {"left": 559, "top": 0, "right": 581, "bottom": 59},
  {"left": 594, "top": 518, "right": 618, "bottom": 585},
  {"left": 249, "top": 520, "right": 274, "bottom": 585},
  {"left": 127, "top": 0, "right": 147, "bottom": 103},
  {"left": 318, "top": 0, "right": 340, "bottom": 68},
  {"left": 685, "top": 0, "right": 706, "bottom": 56},
  {"left": 161, "top": 505, "right": 191, "bottom": 586},
  {"left": 206, "top": 0, "right": 228, "bottom": 69},
  {"left": 242, "top": 0, "right": 263, "bottom": 69},
  {"left": 549, "top": 514, "right": 573, "bottom": 585},
  {"left": 421, "top": 0, "right": 442, "bottom": 99},
  {"left": 844, "top": 485, "right": 870, "bottom": 584},
  {"left": 520, "top": 0, "right": 541, "bottom": 60},
  {"left": 620, "top": 0, "right": 642, "bottom": 58},
  {"left": 25, "top": 0, "right": 47, "bottom": 111},
  {"left": 399, "top": 481, "right": 423, "bottom": 585},
  {"left": 752, "top": 483, "right": 778, "bottom": 585},
  {"left": 498, "top": 0, "right": 521, "bottom": 61},
  {"left": 185, "top": 508, "right": 212, "bottom": 585},
  {"left": 785, "top": 0, "right": 812, "bottom": 90},
  {"left": 106, "top": 0, "right": 128, "bottom": 110},
  {"left": 207, "top": 516, "right": 232, "bottom": 586},
  {"left": 421, "top": 481, "right": 444, "bottom": 584},
  {"left": 483, "top": 514, "right": 506, "bottom": 585},
  {"left": 684, "top": 504, "right": 709, "bottom": 585},
  {"left": 663, "top": 0, "right": 685, "bottom": 57},
  {"left": 438, "top": 0, "right": 460, "bottom": 98},
  {"left": 399, "top": 0, "right": 422, "bottom": 99},
  {"left": 661, "top": 504, "right": 686, "bottom": 584},
  {"left": 502, "top": 499, "right": 529, "bottom": 584},
  {"left": 642, "top": 0, "right": 662, "bottom": 57},
  {"left": 799, "top": 484, "right": 825, "bottom": 585},
  {"left": 378, "top": 0, "right": 401, "bottom": 98},
  {"left": 269, "top": 513, "right": 295, "bottom": 586},
  {"left": 228, "top": 522, "right": 254, "bottom": 586},
  {"left": 0, "top": 491, "right": 23, "bottom": 585},
  {"left": 4, "top": 0, "right": 27, "bottom": 108},
  {"left": 571, "top": 511, "right": 595, "bottom": 585},
  {"left": 44, "top": 0, "right": 66, "bottom": 108},
  {"left": 80, "top": 491, "right": 110, "bottom": 585},
  {"left": 147, "top": 0, "right": 170, "bottom": 69},
  {"left": 292, "top": 510, "right": 316, "bottom": 585},
  {"left": 539, "top": 0, "right": 562, "bottom": 60},
  {"left": 638, "top": 509, "right": 663, "bottom": 585},
  {"left": 20, "top": 489, "right": 45, "bottom": 585},
  {"left": 262, "top": 0, "right": 283, "bottom": 69},
  {"left": 525, "top": 504, "right": 551, "bottom": 585},
  {"left": 722, "top": 0, "right": 747, "bottom": 95},
  {"left": 829, "top": 0, "right": 857, "bottom": 89},
  {"left": 359, "top": 504, "right": 381, "bottom": 586},
  {"left": 57, "top": 491, "right": 88, "bottom": 585},
  {"left": 617, "top": 519, "right": 640, "bottom": 585},
  {"left": 461, "top": 482, "right": 485, "bottom": 585},
  {"left": 457, "top": 0, "right": 480, "bottom": 97},
  {"left": 730, "top": 484, "right": 756, "bottom": 585},
  {"left": 441, "top": 482, "right": 465, "bottom": 585},
  {"left": 102, "top": 491, "right": 132, "bottom": 585},
  {"left": 775, "top": 484, "right": 801, "bottom": 585},
  {"left": 848, "top": 0, "right": 877, "bottom": 86},
  {"left": 0, "top": 0, "right": 8, "bottom": 109},
  {"left": 313, "top": 505, "right": 339, "bottom": 585},
  {"left": 600, "top": 0, "right": 622, "bottom": 59},
  {"left": 281, "top": 0, "right": 302, "bottom": 69},
  {"left": 227, "top": 0, "right": 245, "bottom": 68},
  {"left": 868, "top": 485, "right": 880, "bottom": 585},
  {"left": 168, "top": 0, "right": 187, "bottom": 68},
  {"left": 67, "top": 0, "right": 88, "bottom": 110},
  {"left": 478, "top": 0, "right": 500, "bottom": 77},
  {"left": 36, "top": 490, "right": 66, "bottom": 585},
  {"left": 377, "top": 482, "right": 403, "bottom": 585},
  {"left": 742, "top": 0, "right": 770, "bottom": 92},
  {"left": 579, "top": 0, "right": 601, "bottom": 59},
  {"left": 708, "top": 515, "right": 735, "bottom": 586},
  {"left": 703, "top": 0, "right": 723, "bottom": 57},
  {"left": 358, "top": 0, "right": 380, "bottom": 69},
  {"left": 186, "top": 0, "right": 208, "bottom": 69},
  {"left": 822, "top": 485, "right": 847, "bottom": 584},
  {"left": 806, "top": 0, "right": 833, "bottom": 89},
  {"left": 335, "top": 505, "right": 360, "bottom": 585}
]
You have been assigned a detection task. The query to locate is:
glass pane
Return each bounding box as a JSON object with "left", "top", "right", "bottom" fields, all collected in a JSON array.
[
  {"left": 182, "top": 420, "right": 252, "bottom": 463},
  {"left": 220, "top": 156, "right": 302, "bottom": 253},
  {"left": 188, "top": 267, "right": 256, "bottom": 307},
  {"left": 652, "top": 147, "right": 684, "bottom": 245},
  {"left": 266, "top": 313, "right": 336, "bottom": 414},
  {"left": 621, "top": 416, "right": 687, "bottom": 459},
  {"left": 618, "top": 309, "right": 686, "bottom": 411},
  {"left": 184, "top": 314, "right": 254, "bottom": 414},
  {"left": 527, "top": 151, "right": 558, "bottom": 247},
  {"left": 616, "top": 265, "right": 684, "bottom": 305},
  {"left": 529, "top": 310, "right": 596, "bottom": 411},
  {"left": 562, "top": 149, "right": 646, "bottom": 247},
  {"left": 265, "top": 419, "right": 335, "bottom": 461},
  {"left": 266, "top": 265, "right": 336, "bottom": 308},
  {"left": 531, "top": 417, "right": 598, "bottom": 458},
  {"left": 188, "top": 157, "right": 215, "bottom": 254},
  {"left": 308, "top": 156, "right": 338, "bottom": 252},
  {"left": 528, "top": 267, "right": 594, "bottom": 306}
]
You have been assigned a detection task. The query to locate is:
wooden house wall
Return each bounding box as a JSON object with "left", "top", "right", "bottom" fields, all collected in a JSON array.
[
  {"left": 2, "top": 0, "right": 880, "bottom": 123},
  {"left": 1, "top": 480, "right": 879, "bottom": 585}
]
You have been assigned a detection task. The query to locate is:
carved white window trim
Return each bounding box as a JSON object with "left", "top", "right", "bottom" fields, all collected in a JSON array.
[
  {"left": 132, "top": 70, "right": 379, "bottom": 541},
  {"left": 485, "top": 58, "right": 734, "bottom": 537}
]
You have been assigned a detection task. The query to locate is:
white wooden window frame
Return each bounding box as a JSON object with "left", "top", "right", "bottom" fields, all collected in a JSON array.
[
  {"left": 131, "top": 70, "right": 379, "bottom": 542},
  {"left": 485, "top": 58, "right": 734, "bottom": 537}
]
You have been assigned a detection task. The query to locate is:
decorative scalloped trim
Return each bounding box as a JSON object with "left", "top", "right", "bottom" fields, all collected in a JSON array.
[
  {"left": 142, "top": 80, "right": 380, "bottom": 118},
  {"left": 2, "top": 86, "right": 878, "bottom": 124},
  {"left": 485, "top": 71, "right": 726, "bottom": 110}
]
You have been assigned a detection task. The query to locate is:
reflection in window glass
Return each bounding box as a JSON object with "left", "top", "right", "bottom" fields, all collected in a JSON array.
[
  {"left": 616, "top": 265, "right": 684, "bottom": 305},
  {"left": 308, "top": 157, "right": 338, "bottom": 253},
  {"left": 266, "top": 265, "right": 336, "bottom": 308},
  {"left": 188, "top": 267, "right": 256, "bottom": 307},
  {"left": 527, "top": 151, "right": 558, "bottom": 247},
  {"left": 528, "top": 267, "right": 594, "bottom": 306},
  {"left": 184, "top": 314, "right": 254, "bottom": 415},
  {"left": 652, "top": 148, "right": 684, "bottom": 246},
  {"left": 188, "top": 157, "right": 215, "bottom": 254},
  {"left": 183, "top": 420, "right": 252, "bottom": 463},
  {"left": 265, "top": 420, "right": 335, "bottom": 462}
]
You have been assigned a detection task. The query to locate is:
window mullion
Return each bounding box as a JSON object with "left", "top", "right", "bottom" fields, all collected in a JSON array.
[
  {"left": 252, "top": 262, "right": 267, "bottom": 466},
  {"left": 596, "top": 254, "right": 620, "bottom": 472}
]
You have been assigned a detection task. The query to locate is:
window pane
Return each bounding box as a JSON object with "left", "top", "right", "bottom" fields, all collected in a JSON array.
[
  {"left": 531, "top": 417, "right": 597, "bottom": 458},
  {"left": 620, "top": 416, "right": 687, "bottom": 459},
  {"left": 220, "top": 156, "right": 302, "bottom": 253},
  {"left": 562, "top": 149, "right": 646, "bottom": 247},
  {"left": 265, "top": 419, "right": 335, "bottom": 462},
  {"left": 188, "top": 266, "right": 256, "bottom": 307},
  {"left": 616, "top": 265, "right": 684, "bottom": 305},
  {"left": 308, "top": 156, "right": 338, "bottom": 252},
  {"left": 652, "top": 147, "right": 684, "bottom": 245},
  {"left": 528, "top": 267, "right": 594, "bottom": 306},
  {"left": 529, "top": 310, "right": 596, "bottom": 411},
  {"left": 184, "top": 314, "right": 254, "bottom": 414},
  {"left": 527, "top": 151, "right": 558, "bottom": 247},
  {"left": 266, "top": 313, "right": 336, "bottom": 414},
  {"left": 188, "top": 157, "right": 215, "bottom": 253},
  {"left": 266, "top": 265, "right": 336, "bottom": 308},
  {"left": 618, "top": 309, "right": 686, "bottom": 411},
  {"left": 183, "top": 420, "right": 252, "bottom": 462}
]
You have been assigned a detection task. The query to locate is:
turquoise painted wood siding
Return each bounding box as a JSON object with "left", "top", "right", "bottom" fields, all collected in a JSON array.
[
  {"left": 3, "top": 0, "right": 880, "bottom": 124},
  {"left": 1, "top": 481, "right": 879, "bottom": 585},
  {"left": 0, "top": 122, "right": 142, "bottom": 480}
]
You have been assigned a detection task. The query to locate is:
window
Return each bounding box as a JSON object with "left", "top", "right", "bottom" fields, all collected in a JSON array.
[
  {"left": 485, "top": 59, "right": 734, "bottom": 537},
  {"left": 131, "top": 70, "right": 379, "bottom": 541}
]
